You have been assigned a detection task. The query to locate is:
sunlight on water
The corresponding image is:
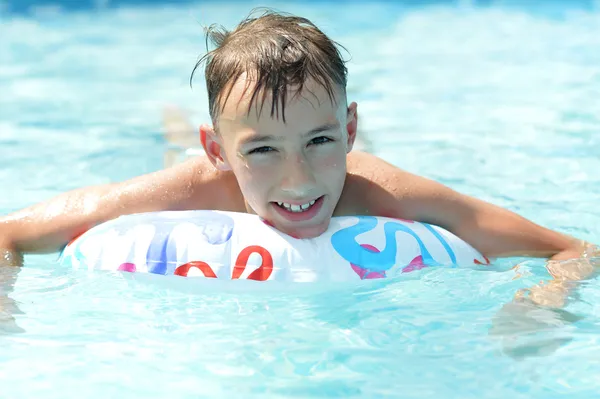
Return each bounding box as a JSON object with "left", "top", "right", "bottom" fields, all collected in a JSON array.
[{"left": 1, "top": 1, "right": 600, "bottom": 398}]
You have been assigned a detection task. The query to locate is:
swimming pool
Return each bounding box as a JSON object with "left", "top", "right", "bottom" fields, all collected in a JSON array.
[{"left": 1, "top": 0, "right": 600, "bottom": 397}]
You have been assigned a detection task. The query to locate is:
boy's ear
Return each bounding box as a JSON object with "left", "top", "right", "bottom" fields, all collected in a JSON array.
[
  {"left": 199, "top": 124, "right": 231, "bottom": 171},
  {"left": 345, "top": 102, "right": 358, "bottom": 153}
]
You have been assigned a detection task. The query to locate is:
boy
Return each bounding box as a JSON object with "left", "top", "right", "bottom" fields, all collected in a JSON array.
[{"left": 0, "top": 11, "right": 596, "bottom": 294}]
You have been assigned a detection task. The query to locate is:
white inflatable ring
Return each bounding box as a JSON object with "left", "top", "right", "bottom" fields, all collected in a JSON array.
[{"left": 60, "top": 210, "right": 489, "bottom": 282}]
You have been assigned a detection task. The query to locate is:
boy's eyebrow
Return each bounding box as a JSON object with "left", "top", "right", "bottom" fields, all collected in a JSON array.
[
  {"left": 240, "top": 122, "right": 340, "bottom": 145},
  {"left": 304, "top": 121, "right": 340, "bottom": 136}
]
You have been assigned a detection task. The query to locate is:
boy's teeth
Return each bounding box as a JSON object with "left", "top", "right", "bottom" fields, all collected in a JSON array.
[{"left": 278, "top": 199, "right": 318, "bottom": 213}]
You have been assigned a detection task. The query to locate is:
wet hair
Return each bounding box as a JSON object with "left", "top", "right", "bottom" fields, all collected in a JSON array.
[{"left": 190, "top": 8, "right": 349, "bottom": 125}]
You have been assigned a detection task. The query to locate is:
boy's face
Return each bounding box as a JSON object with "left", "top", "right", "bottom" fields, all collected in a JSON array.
[{"left": 202, "top": 77, "right": 358, "bottom": 239}]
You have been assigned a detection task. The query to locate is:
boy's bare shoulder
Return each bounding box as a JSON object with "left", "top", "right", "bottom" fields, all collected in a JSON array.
[
  {"left": 175, "top": 156, "right": 244, "bottom": 212},
  {"left": 342, "top": 151, "right": 453, "bottom": 217},
  {"left": 346, "top": 151, "right": 413, "bottom": 195}
]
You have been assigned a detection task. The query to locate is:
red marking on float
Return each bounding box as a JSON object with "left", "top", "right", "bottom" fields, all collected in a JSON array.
[
  {"left": 175, "top": 261, "right": 217, "bottom": 278},
  {"left": 350, "top": 244, "right": 386, "bottom": 279},
  {"left": 474, "top": 256, "right": 491, "bottom": 265},
  {"left": 401, "top": 255, "right": 427, "bottom": 273},
  {"left": 232, "top": 245, "right": 274, "bottom": 281},
  {"left": 118, "top": 263, "right": 137, "bottom": 272}
]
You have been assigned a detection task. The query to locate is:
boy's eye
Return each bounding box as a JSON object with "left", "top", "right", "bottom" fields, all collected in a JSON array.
[
  {"left": 248, "top": 146, "right": 274, "bottom": 155},
  {"left": 310, "top": 136, "right": 333, "bottom": 145}
]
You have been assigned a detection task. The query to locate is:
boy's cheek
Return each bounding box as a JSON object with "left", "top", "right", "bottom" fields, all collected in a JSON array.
[
  {"left": 238, "top": 177, "right": 269, "bottom": 203},
  {"left": 327, "top": 148, "right": 348, "bottom": 167},
  {"left": 312, "top": 152, "right": 344, "bottom": 173}
]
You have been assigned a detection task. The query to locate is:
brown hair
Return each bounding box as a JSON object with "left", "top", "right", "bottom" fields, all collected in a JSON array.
[{"left": 190, "top": 8, "right": 349, "bottom": 125}]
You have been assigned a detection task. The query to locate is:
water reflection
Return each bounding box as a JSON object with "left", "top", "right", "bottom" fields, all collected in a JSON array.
[{"left": 0, "top": 266, "right": 25, "bottom": 334}]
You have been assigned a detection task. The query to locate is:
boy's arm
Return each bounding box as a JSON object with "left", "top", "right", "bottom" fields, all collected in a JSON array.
[
  {"left": 0, "top": 157, "right": 231, "bottom": 266},
  {"left": 395, "top": 166, "right": 600, "bottom": 312},
  {"left": 350, "top": 152, "right": 589, "bottom": 263},
  {"left": 406, "top": 184, "right": 585, "bottom": 262}
]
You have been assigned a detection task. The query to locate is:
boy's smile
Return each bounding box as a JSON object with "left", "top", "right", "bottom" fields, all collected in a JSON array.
[
  {"left": 272, "top": 195, "right": 324, "bottom": 220},
  {"left": 201, "top": 76, "right": 358, "bottom": 238}
]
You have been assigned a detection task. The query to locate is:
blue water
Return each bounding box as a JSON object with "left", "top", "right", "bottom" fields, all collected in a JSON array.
[{"left": 2, "top": 1, "right": 600, "bottom": 397}]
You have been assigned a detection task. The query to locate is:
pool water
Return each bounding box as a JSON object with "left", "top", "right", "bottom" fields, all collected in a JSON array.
[{"left": 1, "top": 1, "right": 600, "bottom": 397}]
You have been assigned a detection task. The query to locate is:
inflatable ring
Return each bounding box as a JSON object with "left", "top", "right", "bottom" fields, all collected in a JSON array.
[{"left": 60, "top": 210, "right": 489, "bottom": 282}]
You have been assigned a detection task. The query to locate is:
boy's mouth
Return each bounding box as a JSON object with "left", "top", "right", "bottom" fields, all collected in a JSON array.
[{"left": 270, "top": 196, "right": 325, "bottom": 222}]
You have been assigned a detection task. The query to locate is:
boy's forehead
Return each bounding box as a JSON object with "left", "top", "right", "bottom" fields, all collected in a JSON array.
[{"left": 217, "top": 74, "right": 344, "bottom": 129}]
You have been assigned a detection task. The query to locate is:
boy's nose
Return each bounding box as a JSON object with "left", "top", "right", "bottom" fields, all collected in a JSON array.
[{"left": 280, "top": 155, "right": 316, "bottom": 195}]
